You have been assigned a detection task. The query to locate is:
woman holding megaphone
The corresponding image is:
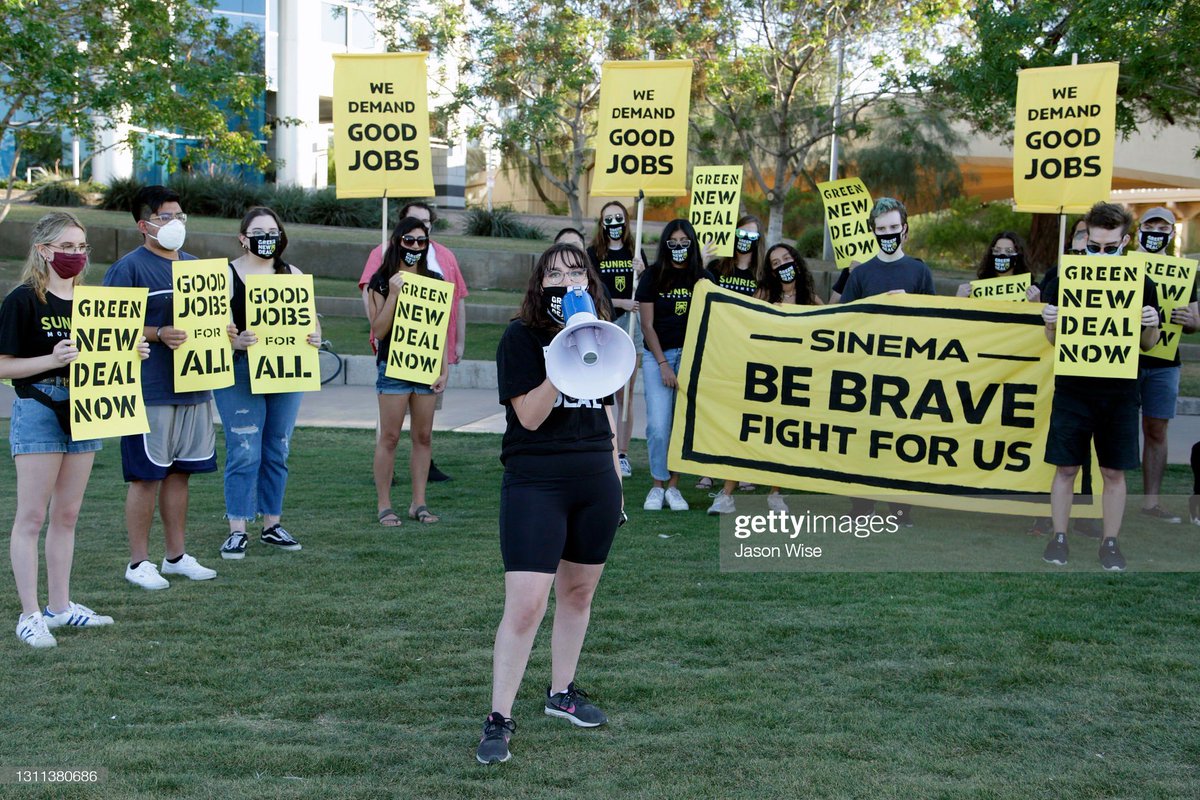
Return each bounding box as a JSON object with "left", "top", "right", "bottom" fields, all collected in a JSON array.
[{"left": 475, "top": 243, "right": 624, "bottom": 765}]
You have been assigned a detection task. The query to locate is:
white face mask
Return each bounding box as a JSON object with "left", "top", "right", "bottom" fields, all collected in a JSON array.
[{"left": 150, "top": 219, "right": 187, "bottom": 251}]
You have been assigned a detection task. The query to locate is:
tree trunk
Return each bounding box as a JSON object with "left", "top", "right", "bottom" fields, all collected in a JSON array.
[
  {"left": 567, "top": 191, "right": 584, "bottom": 230},
  {"left": 766, "top": 194, "right": 786, "bottom": 245},
  {"left": 1027, "top": 212, "right": 1062, "bottom": 280}
]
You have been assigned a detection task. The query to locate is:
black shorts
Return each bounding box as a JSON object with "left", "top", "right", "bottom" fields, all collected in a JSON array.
[
  {"left": 499, "top": 451, "right": 622, "bottom": 573},
  {"left": 1044, "top": 384, "right": 1139, "bottom": 470}
]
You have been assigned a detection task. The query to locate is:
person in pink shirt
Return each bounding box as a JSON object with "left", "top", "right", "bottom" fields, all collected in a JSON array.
[{"left": 360, "top": 203, "right": 468, "bottom": 482}]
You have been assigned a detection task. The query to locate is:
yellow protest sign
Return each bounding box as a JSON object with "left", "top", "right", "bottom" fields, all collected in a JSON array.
[
  {"left": 1141, "top": 253, "right": 1197, "bottom": 361},
  {"left": 970, "top": 273, "right": 1031, "bottom": 303},
  {"left": 1014, "top": 62, "right": 1119, "bottom": 213},
  {"left": 332, "top": 52, "right": 435, "bottom": 199},
  {"left": 668, "top": 285, "right": 1090, "bottom": 515},
  {"left": 172, "top": 259, "right": 233, "bottom": 392},
  {"left": 70, "top": 286, "right": 149, "bottom": 439},
  {"left": 817, "top": 177, "right": 877, "bottom": 269},
  {"left": 244, "top": 274, "right": 320, "bottom": 394},
  {"left": 1054, "top": 256, "right": 1143, "bottom": 379},
  {"left": 688, "top": 166, "right": 743, "bottom": 258},
  {"left": 592, "top": 60, "right": 692, "bottom": 197},
  {"left": 384, "top": 272, "right": 453, "bottom": 384}
]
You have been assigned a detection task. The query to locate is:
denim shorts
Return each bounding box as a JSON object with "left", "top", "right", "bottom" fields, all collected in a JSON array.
[
  {"left": 1137, "top": 365, "right": 1180, "bottom": 420},
  {"left": 376, "top": 361, "right": 436, "bottom": 395},
  {"left": 9, "top": 383, "right": 103, "bottom": 457}
]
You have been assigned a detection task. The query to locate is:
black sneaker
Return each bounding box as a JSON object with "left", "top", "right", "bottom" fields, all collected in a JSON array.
[
  {"left": 428, "top": 460, "right": 452, "bottom": 482},
  {"left": 476, "top": 712, "right": 514, "bottom": 764},
  {"left": 1099, "top": 537, "right": 1126, "bottom": 572},
  {"left": 545, "top": 682, "right": 608, "bottom": 727},
  {"left": 260, "top": 525, "right": 302, "bottom": 551},
  {"left": 1073, "top": 518, "right": 1102, "bottom": 540},
  {"left": 1140, "top": 505, "right": 1181, "bottom": 524},
  {"left": 1043, "top": 532, "right": 1068, "bottom": 566},
  {"left": 220, "top": 532, "right": 248, "bottom": 560}
]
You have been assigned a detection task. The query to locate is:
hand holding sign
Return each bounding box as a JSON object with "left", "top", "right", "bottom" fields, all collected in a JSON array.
[{"left": 51, "top": 338, "right": 80, "bottom": 365}]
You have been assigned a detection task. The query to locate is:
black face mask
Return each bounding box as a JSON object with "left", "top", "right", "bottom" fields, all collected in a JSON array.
[
  {"left": 875, "top": 231, "right": 902, "bottom": 254},
  {"left": 401, "top": 247, "right": 423, "bottom": 267},
  {"left": 606, "top": 224, "right": 625, "bottom": 241},
  {"left": 542, "top": 285, "right": 568, "bottom": 324},
  {"left": 246, "top": 233, "right": 282, "bottom": 259},
  {"left": 774, "top": 262, "right": 797, "bottom": 283},
  {"left": 1139, "top": 229, "right": 1170, "bottom": 254},
  {"left": 990, "top": 253, "right": 1022, "bottom": 274}
]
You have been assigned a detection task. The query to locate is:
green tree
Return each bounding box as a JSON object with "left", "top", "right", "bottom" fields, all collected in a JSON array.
[
  {"left": 0, "top": 0, "right": 265, "bottom": 220},
  {"left": 679, "top": 0, "right": 963, "bottom": 245}
]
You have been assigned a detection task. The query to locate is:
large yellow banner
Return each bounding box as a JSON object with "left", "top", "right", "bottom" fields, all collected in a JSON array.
[
  {"left": 384, "top": 272, "right": 453, "bottom": 384},
  {"left": 1013, "top": 62, "right": 1119, "bottom": 213},
  {"left": 970, "top": 273, "right": 1031, "bottom": 302},
  {"left": 592, "top": 60, "right": 692, "bottom": 197},
  {"left": 1054, "top": 256, "right": 1143, "bottom": 379},
  {"left": 332, "top": 53, "right": 435, "bottom": 199},
  {"left": 70, "top": 286, "right": 149, "bottom": 439},
  {"left": 669, "top": 284, "right": 1087, "bottom": 514},
  {"left": 689, "top": 166, "right": 743, "bottom": 258},
  {"left": 172, "top": 259, "right": 233, "bottom": 392},
  {"left": 817, "top": 178, "right": 877, "bottom": 269},
  {"left": 244, "top": 275, "right": 320, "bottom": 394},
  {"left": 1141, "top": 253, "right": 1197, "bottom": 361}
]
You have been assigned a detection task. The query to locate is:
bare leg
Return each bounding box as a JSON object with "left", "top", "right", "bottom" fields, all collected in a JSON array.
[
  {"left": 1141, "top": 416, "right": 1169, "bottom": 509},
  {"left": 374, "top": 393, "right": 411, "bottom": 514},
  {"left": 1099, "top": 467, "right": 1126, "bottom": 540},
  {"left": 10, "top": 454, "right": 61, "bottom": 615},
  {"left": 126, "top": 480, "right": 160, "bottom": 564},
  {"left": 490, "top": 570, "right": 556, "bottom": 717},
  {"left": 44, "top": 452, "right": 95, "bottom": 612},
  {"left": 549, "top": 560, "right": 606, "bottom": 694},
  {"left": 408, "top": 393, "right": 438, "bottom": 519},
  {"left": 159, "top": 472, "right": 190, "bottom": 560},
  {"left": 1051, "top": 465, "right": 1079, "bottom": 533}
]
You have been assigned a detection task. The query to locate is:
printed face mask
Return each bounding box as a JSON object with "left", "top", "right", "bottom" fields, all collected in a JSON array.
[
  {"left": 247, "top": 233, "right": 281, "bottom": 258},
  {"left": 875, "top": 231, "right": 901, "bottom": 254},
  {"left": 773, "top": 262, "right": 796, "bottom": 283},
  {"left": 990, "top": 253, "right": 1022, "bottom": 274},
  {"left": 734, "top": 230, "right": 759, "bottom": 253},
  {"left": 48, "top": 251, "right": 87, "bottom": 279},
  {"left": 1139, "top": 229, "right": 1170, "bottom": 253},
  {"left": 669, "top": 246, "right": 689, "bottom": 264},
  {"left": 542, "top": 285, "right": 568, "bottom": 324},
  {"left": 401, "top": 247, "right": 423, "bottom": 266},
  {"left": 150, "top": 219, "right": 186, "bottom": 251},
  {"left": 606, "top": 224, "right": 625, "bottom": 240}
]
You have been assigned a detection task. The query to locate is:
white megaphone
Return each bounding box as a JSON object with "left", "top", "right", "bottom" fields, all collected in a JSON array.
[{"left": 545, "top": 286, "right": 636, "bottom": 401}]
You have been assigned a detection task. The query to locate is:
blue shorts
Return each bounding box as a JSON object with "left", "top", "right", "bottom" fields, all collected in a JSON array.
[
  {"left": 376, "top": 362, "right": 435, "bottom": 395},
  {"left": 9, "top": 383, "right": 103, "bottom": 457},
  {"left": 1137, "top": 365, "right": 1180, "bottom": 420},
  {"left": 121, "top": 402, "right": 217, "bottom": 482}
]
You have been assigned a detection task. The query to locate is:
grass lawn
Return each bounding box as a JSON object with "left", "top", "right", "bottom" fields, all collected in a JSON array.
[{"left": 1, "top": 420, "right": 1199, "bottom": 798}]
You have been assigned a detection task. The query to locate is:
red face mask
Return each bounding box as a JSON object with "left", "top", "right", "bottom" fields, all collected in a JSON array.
[{"left": 48, "top": 251, "right": 87, "bottom": 279}]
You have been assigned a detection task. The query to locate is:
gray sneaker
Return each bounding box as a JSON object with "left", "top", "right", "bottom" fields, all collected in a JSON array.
[
  {"left": 476, "top": 712, "right": 515, "bottom": 764},
  {"left": 545, "top": 682, "right": 608, "bottom": 727}
]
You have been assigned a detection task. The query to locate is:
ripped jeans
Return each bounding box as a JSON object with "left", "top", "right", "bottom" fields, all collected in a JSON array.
[{"left": 213, "top": 354, "right": 303, "bottom": 521}]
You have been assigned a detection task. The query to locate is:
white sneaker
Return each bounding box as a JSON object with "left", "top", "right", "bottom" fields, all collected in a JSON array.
[
  {"left": 643, "top": 487, "right": 665, "bottom": 511},
  {"left": 43, "top": 601, "right": 114, "bottom": 628},
  {"left": 126, "top": 561, "right": 170, "bottom": 590},
  {"left": 664, "top": 487, "right": 689, "bottom": 511},
  {"left": 160, "top": 554, "right": 217, "bottom": 581},
  {"left": 707, "top": 493, "right": 736, "bottom": 515},
  {"left": 618, "top": 454, "right": 632, "bottom": 478},
  {"left": 767, "top": 493, "right": 789, "bottom": 513},
  {"left": 16, "top": 612, "right": 57, "bottom": 648}
]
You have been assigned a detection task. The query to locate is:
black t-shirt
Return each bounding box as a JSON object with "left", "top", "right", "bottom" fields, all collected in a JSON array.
[
  {"left": 230, "top": 262, "right": 297, "bottom": 332},
  {"left": 588, "top": 244, "right": 647, "bottom": 321},
  {"left": 1042, "top": 274, "right": 1159, "bottom": 393},
  {"left": 496, "top": 320, "right": 614, "bottom": 463},
  {"left": 634, "top": 265, "right": 717, "bottom": 351},
  {"left": 0, "top": 285, "right": 73, "bottom": 386},
  {"left": 712, "top": 264, "right": 758, "bottom": 296},
  {"left": 368, "top": 268, "right": 445, "bottom": 366},
  {"left": 832, "top": 267, "right": 851, "bottom": 295}
]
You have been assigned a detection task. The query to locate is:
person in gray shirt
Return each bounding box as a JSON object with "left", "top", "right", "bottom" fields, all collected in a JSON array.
[{"left": 839, "top": 197, "right": 934, "bottom": 302}]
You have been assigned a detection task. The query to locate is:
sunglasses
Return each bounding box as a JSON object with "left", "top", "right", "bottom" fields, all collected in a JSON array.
[
  {"left": 1084, "top": 241, "right": 1122, "bottom": 255},
  {"left": 735, "top": 230, "right": 760, "bottom": 241},
  {"left": 400, "top": 235, "right": 428, "bottom": 247},
  {"left": 603, "top": 215, "right": 625, "bottom": 225}
]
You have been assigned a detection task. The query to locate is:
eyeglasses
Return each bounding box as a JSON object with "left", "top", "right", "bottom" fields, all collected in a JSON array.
[
  {"left": 1085, "top": 241, "right": 1123, "bottom": 255},
  {"left": 545, "top": 269, "right": 588, "bottom": 284},
  {"left": 400, "top": 235, "right": 428, "bottom": 247},
  {"left": 735, "top": 230, "right": 760, "bottom": 241},
  {"left": 603, "top": 215, "right": 625, "bottom": 225},
  {"left": 46, "top": 243, "right": 92, "bottom": 255},
  {"left": 665, "top": 240, "right": 691, "bottom": 250},
  {"left": 146, "top": 212, "right": 188, "bottom": 224},
  {"left": 247, "top": 228, "right": 280, "bottom": 237},
  {"left": 991, "top": 248, "right": 1018, "bottom": 256}
]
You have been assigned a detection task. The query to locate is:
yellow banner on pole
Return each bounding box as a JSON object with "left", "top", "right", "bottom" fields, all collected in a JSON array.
[
  {"left": 1013, "top": 62, "right": 1119, "bottom": 213},
  {"left": 1141, "top": 253, "right": 1197, "bottom": 361},
  {"left": 1054, "top": 255, "right": 1143, "bottom": 379},
  {"left": 332, "top": 52, "right": 435, "bottom": 199},
  {"left": 172, "top": 259, "right": 233, "bottom": 392},
  {"left": 689, "top": 166, "right": 743, "bottom": 258},
  {"left": 817, "top": 177, "right": 877, "bottom": 269},
  {"left": 592, "top": 60, "right": 692, "bottom": 198},
  {"left": 668, "top": 285, "right": 1087, "bottom": 515},
  {"left": 244, "top": 274, "right": 320, "bottom": 394},
  {"left": 70, "top": 286, "right": 150, "bottom": 439},
  {"left": 384, "top": 272, "right": 453, "bottom": 384},
  {"left": 970, "top": 273, "right": 1031, "bottom": 302}
]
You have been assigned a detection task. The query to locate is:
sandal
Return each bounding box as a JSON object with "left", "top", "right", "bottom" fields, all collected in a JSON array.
[
  {"left": 695, "top": 477, "right": 714, "bottom": 490},
  {"left": 377, "top": 508, "right": 402, "bottom": 527},
  {"left": 409, "top": 504, "right": 440, "bottom": 524}
]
